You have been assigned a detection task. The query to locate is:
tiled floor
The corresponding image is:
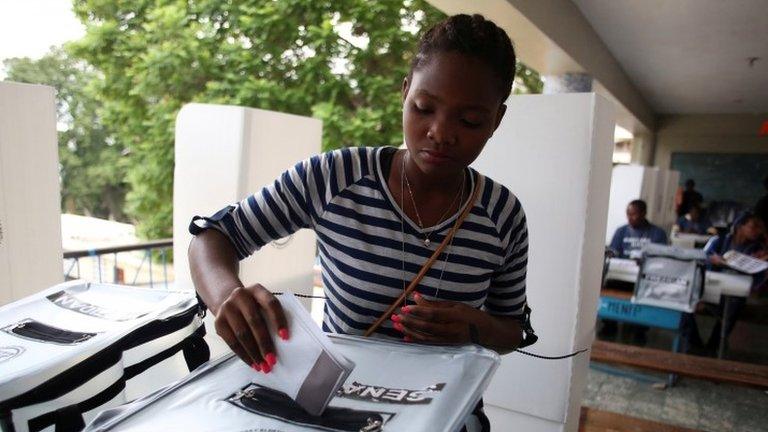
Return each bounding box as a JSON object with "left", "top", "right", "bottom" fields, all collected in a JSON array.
[
  {"left": 587, "top": 311, "right": 768, "bottom": 432},
  {"left": 582, "top": 368, "right": 768, "bottom": 432}
]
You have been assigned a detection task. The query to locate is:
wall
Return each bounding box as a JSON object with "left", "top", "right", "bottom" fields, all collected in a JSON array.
[
  {"left": 654, "top": 114, "right": 768, "bottom": 170},
  {"left": 0, "top": 82, "right": 63, "bottom": 305},
  {"left": 473, "top": 93, "right": 614, "bottom": 432}
]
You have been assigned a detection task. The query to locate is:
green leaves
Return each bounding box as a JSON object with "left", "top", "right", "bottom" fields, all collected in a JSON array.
[
  {"left": 29, "top": 0, "right": 542, "bottom": 239},
  {"left": 63, "top": 0, "right": 441, "bottom": 238},
  {"left": 3, "top": 47, "right": 128, "bottom": 221}
]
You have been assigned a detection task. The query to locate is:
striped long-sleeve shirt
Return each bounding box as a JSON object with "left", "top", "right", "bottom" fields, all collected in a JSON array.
[{"left": 190, "top": 146, "right": 533, "bottom": 342}]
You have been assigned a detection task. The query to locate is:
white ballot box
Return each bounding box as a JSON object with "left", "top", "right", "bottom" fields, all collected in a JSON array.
[
  {"left": 605, "top": 257, "right": 752, "bottom": 304},
  {"left": 0, "top": 82, "right": 63, "bottom": 306},
  {"left": 84, "top": 335, "right": 500, "bottom": 432},
  {"left": 473, "top": 94, "right": 615, "bottom": 432},
  {"left": 0, "top": 281, "right": 209, "bottom": 432}
]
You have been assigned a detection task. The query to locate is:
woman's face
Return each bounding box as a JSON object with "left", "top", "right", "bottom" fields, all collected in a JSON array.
[
  {"left": 402, "top": 51, "right": 507, "bottom": 177},
  {"left": 740, "top": 218, "right": 765, "bottom": 241}
]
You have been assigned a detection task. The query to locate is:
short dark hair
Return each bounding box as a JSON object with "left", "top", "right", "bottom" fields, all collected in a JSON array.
[
  {"left": 685, "top": 179, "right": 695, "bottom": 188},
  {"left": 629, "top": 199, "right": 647, "bottom": 214},
  {"left": 735, "top": 211, "right": 759, "bottom": 227},
  {"left": 409, "top": 14, "right": 516, "bottom": 101}
]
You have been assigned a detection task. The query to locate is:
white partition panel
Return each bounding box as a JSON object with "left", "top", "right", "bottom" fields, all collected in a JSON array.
[
  {"left": 0, "top": 82, "right": 63, "bottom": 305},
  {"left": 605, "top": 165, "right": 654, "bottom": 244},
  {"left": 606, "top": 165, "right": 679, "bottom": 242},
  {"left": 473, "top": 93, "right": 614, "bottom": 431},
  {"left": 173, "top": 103, "right": 321, "bottom": 307},
  {"left": 661, "top": 170, "right": 681, "bottom": 229}
]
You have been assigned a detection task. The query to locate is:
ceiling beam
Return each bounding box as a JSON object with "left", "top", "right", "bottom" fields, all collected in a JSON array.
[{"left": 426, "top": 0, "right": 657, "bottom": 133}]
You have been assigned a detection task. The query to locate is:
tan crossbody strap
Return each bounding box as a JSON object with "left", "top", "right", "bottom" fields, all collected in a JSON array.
[{"left": 363, "top": 176, "right": 482, "bottom": 337}]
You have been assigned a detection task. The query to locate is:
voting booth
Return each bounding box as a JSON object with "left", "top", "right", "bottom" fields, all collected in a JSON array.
[
  {"left": 0, "top": 82, "right": 63, "bottom": 306},
  {"left": 0, "top": 281, "right": 209, "bottom": 432},
  {"left": 473, "top": 94, "right": 615, "bottom": 432},
  {"left": 173, "top": 104, "right": 322, "bottom": 340},
  {"left": 84, "top": 334, "right": 500, "bottom": 432},
  {"left": 605, "top": 165, "right": 680, "bottom": 244},
  {"left": 656, "top": 169, "right": 681, "bottom": 230}
]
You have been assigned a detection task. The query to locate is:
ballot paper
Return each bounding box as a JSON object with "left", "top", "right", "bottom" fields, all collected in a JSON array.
[
  {"left": 723, "top": 250, "right": 768, "bottom": 275},
  {"left": 261, "top": 292, "right": 355, "bottom": 416}
]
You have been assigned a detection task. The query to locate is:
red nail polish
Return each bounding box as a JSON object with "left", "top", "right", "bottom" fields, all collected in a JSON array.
[
  {"left": 251, "top": 362, "right": 261, "bottom": 372},
  {"left": 278, "top": 328, "right": 289, "bottom": 340},
  {"left": 404, "top": 335, "right": 412, "bottom": 342},
  {"left": 261, "top": 361, "right": 272, "bottom": 374},
  {"left": 414, "top": 293, "right": 422, "bottom": 301},
  {"left": 394, "top": 322, "right": 404, "bottom": 332},
  {"left": 265, "top": 352, "right": 277, "bottom": 366},
  {"left": 391, "top": 314, "right": 400, "bottom": 322},
  {"left": 401, "top": 305, "right": 410, "bottom": 314}
]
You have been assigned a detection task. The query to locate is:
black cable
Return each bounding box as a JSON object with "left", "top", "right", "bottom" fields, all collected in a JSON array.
[
  {"left": 273, "top": 292, "right": 589, "bottom": 360},
  {"left": 514, "top": 348, "right": 589, "bottom": 360}
]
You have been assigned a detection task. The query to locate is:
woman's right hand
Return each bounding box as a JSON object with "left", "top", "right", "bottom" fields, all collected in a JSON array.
[{"left": 212, "top": 283, "right": 289, "bottom": 373}]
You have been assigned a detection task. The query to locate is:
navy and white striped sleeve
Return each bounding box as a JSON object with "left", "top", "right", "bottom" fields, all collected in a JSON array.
[
  {"left": 189, "top": 151, "right": 336, "bottom": 260},
  {"left": 485, "top": 194, "right": 529, "bottom": 317},
  {"left": 485, "top": 192, "right": 537, "bottom": 347}
]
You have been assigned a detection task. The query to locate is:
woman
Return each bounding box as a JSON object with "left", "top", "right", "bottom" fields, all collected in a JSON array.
[
  {"left": 683, "top": 214, "right": 767, "bottom": 354},
  {"left": 189, "top": 14, "right": 535, "bottom": 430}
]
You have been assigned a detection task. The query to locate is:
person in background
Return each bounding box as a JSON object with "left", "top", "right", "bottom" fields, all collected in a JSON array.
[
  {"left": 676, "top": 179, "right": 703, "bottom": 218},
  {"left": 673, "top": 203, "right": 716, "bottom": 235},
  {"left": 604, "top": 200, "right": 669, "bottom": 344},
  {"left": 609, "top": 199, "right": 669, "bottom": 259},
  {"left": 683, "top": 214, "right": 768, "bottom": 354},
  {"left": 706, "top": 213, "right": 767, "bottom": 269},
  {"left": 753, "top": 175, "right": 768, "bottom": 229}
]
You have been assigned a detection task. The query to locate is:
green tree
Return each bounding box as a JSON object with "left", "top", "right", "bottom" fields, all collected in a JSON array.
[
  {"left": 515, "top": 63, "right": 543, "bottom": 94},
  {"left": 70, "top": 0, "right": 542, "bottom": 239},
  {"left": 3, "top": 47, "right": 127, "bottom": 220}
]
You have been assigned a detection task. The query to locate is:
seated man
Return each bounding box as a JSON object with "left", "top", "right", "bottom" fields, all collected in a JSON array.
[
  {"left": 603, "top": 200, "right": 668, "bottom": 344},
  {"left": 610, "top": 199, "right": 668, "bottom": 259}
]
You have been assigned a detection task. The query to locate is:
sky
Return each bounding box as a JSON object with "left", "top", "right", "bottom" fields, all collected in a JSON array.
[{"left": 0, "top": 0, "right": 84, "bottom": 77}]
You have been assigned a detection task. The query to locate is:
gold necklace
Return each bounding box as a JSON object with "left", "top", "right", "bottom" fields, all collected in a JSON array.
[{"left": 401, "top": 152, "right": 465, "bottom": 246}]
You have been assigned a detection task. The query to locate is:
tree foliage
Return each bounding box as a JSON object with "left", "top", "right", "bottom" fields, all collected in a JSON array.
[
  {"left": 3, "top": 48, "right": 127, "bottom": 220},
  {"left": 69, "top": 0, "right": 542, "bottom": 239}
]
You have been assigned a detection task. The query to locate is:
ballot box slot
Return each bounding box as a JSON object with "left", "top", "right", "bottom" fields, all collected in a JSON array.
[
  {"left": 228, "top": 383, "right": 392, "bottom": 432},
  {"left": 2, "top": 319, "right": 98, "bottom": 345}
]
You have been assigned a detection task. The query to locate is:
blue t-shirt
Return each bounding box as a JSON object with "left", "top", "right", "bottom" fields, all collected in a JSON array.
[{"left": 609, "top": 222, "right": 668, "bottom": 258}]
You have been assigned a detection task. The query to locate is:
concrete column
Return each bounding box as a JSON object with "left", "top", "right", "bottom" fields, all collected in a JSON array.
[
  {"left": 630, "top": 132, "right": 656, "bottom": 166},
  {"left": 542, "top": 72, "right": 593, "bottom": 94}
]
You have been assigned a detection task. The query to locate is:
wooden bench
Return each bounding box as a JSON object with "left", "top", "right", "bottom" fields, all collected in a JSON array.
[
  {"left": 579, "top": 407, "right": 701, "bottom": 432},
  {"left": 591, "top": 340, "right": 768, "bottom": 389},
  {"left": 601, "top": 288, "right": 632, "bottom": 300}
]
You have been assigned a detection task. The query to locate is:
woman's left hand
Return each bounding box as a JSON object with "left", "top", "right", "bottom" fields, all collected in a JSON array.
[{"left": 391, "top": 292, "right": 487, "bottom": 345}]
